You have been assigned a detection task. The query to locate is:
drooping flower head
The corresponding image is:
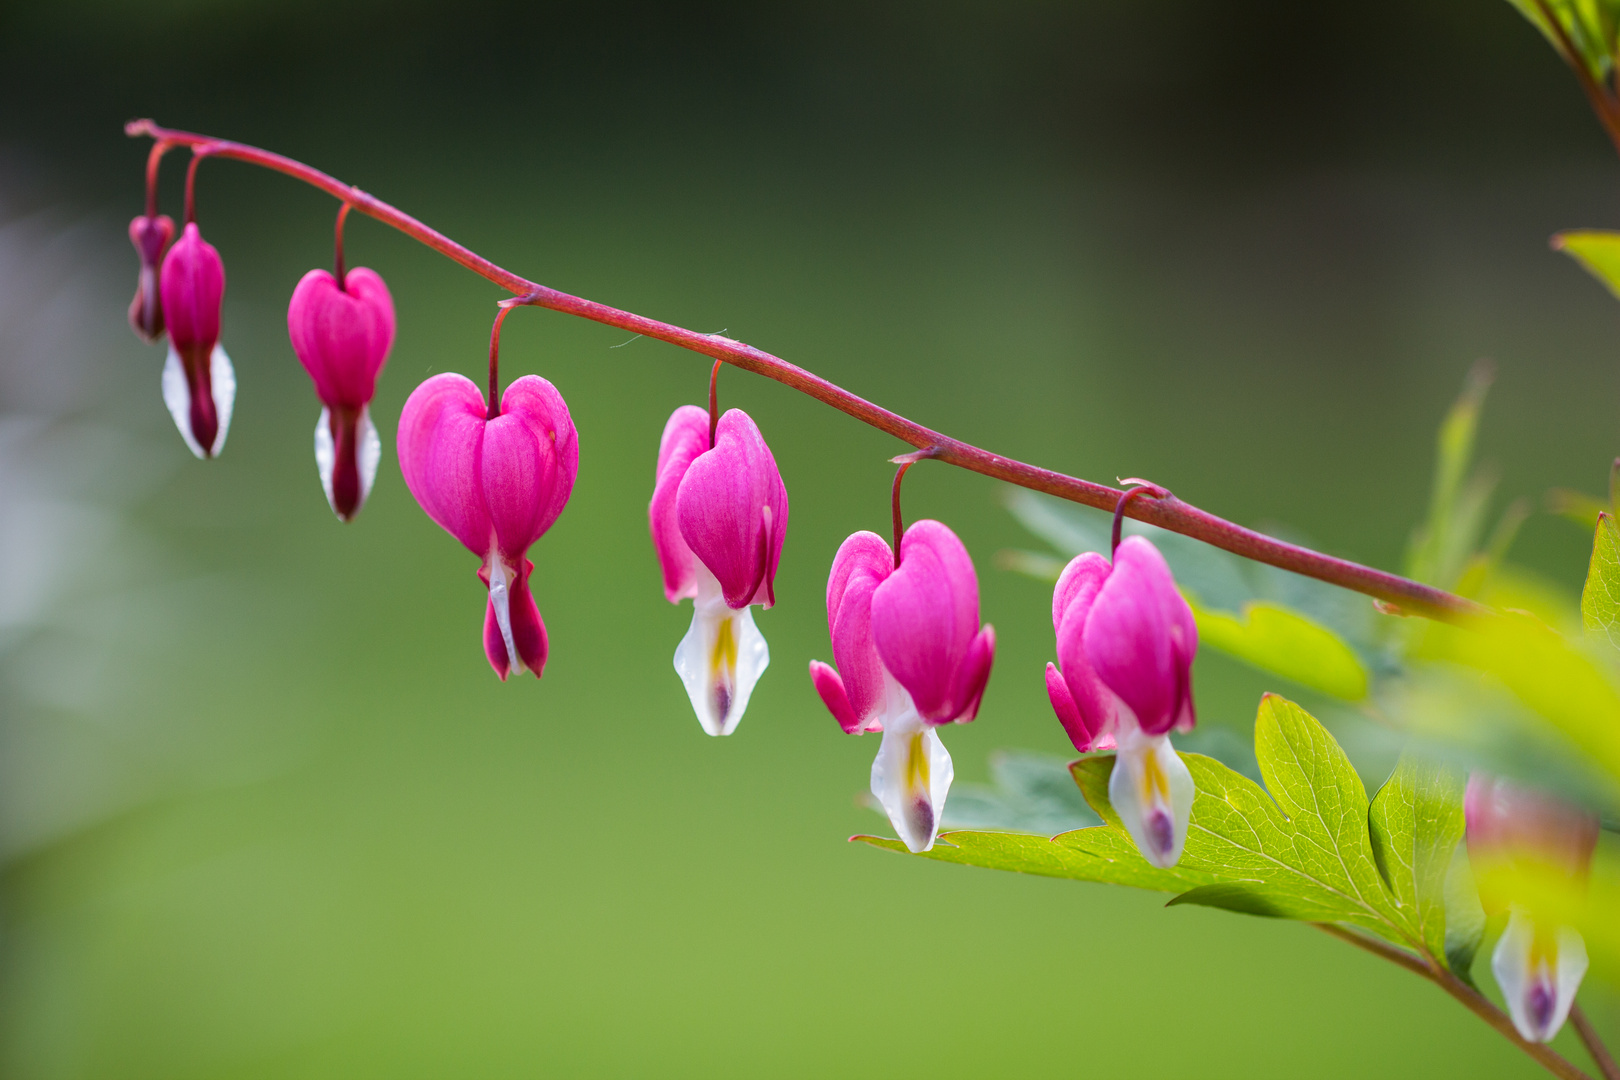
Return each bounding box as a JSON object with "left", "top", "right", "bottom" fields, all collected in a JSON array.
[
  {"left": 287, "top": 267, "right": 396, "bottom": 520},
  {"left": 649, "top": 405, "right": 788, "bottom": 735},
  {"left": 1046, "top": 536, "right": 1197, "bottom": 868},
  {"left": 158, "top": 221, "right": 235, "bottom": 458},
  {"left": 398, "top": 373, "right": 578, "bottom": 680},
  {"left": 809, "top": 521, "right": 996, "bottom": 852},
  {"left": 1465, "top": 773, "right": 1600, "bottom": 1043},
  {"left": 128, "top": 213, "right": 174, "bottom": 344}
]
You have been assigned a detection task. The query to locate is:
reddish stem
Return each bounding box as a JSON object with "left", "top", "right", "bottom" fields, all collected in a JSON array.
[
  {"left": 708, "top": 358, "right": 722, "bottom": 448},
  {"left": 891, "top": 462, "right": 916, "bottom": 568},
  {"left": 1111, "top": 480, "right": 1169, "bottom": 558},
  {"left": 183, "top": 150, "right": 205, "bottom": 225},
  {"left": 488, "top": 303, "right": 516, "bottom": 420},
  {"left": 124, "top": 119, "right": 1485, "bottom": 623},
  {"left": 144, "top": 140, "right": 170, "bottom": 219},
  {"left": 334, "top": 202, "right": 352, "bottom": 291}
]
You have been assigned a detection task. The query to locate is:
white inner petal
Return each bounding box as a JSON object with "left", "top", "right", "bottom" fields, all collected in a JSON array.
[
  {"left": 312, "top": 405, "right": 381, "bottom": 519},
  {"left": 161, "top": 346, "right": 204, "bottom": 460},
  {"left": 208, "top": 344, "right": 235, "bottom": 457},
  {"left": 486, "top": 558, "right": 525, "bottom": 677},
  {"left": 672, "top": 567, "right": 769, "bottom": 736},
  {"left": 356, "top": 404, "right": 381, "bottom": 505},
  {"left": 314, "top": 407, "right": 336, "bottom": 510},
  {"left": 1493, "top": 908, "right": 1587, "bottom": 1043},
  {"left": 1109, "top": 725, "right": 1194, "bottom": 869},
  {"left": 869, "top": 699, "right": 953, "bottom": 853}
]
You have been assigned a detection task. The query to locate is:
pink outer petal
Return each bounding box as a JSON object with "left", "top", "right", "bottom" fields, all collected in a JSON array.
[
  {"left": 159, "top": 222, "right": 224, "bottom": 353},
  {"left": 287, "top": 267, "right": 395, "bottom": 408},
  {"left": 1046, "top": 661, "right": 1095, "bottom": 751},
  {"left": 479, "top": 559, "right": 548, "bottom": 681},
  {"left": 950, "top": 625, "right": 995, "bottom": 725},
  {"left": 1080, "top": 536, "right": 1197, "bottom": 737},
  {"left": 1053, "top": 551, "right": 1111, "bottom": 633},
  {"left": 649, "top": 405, "right": 710, "bottom": 603},
  {"left": 871, "top": 520, "right": 987, "bottom": 724},
  {"left": 483, "top": 375, "right": 579, "bottom": 561},
  {"left": 822, "top": 530, "right": 894, "bottom": 731},
  {"left": 809, "top": 660, "right": 875, "bottom": 734},
  {"left": 398, "top": 373, "right": 493, "bottom": 556},
  {"left": 675, "top": 409, "right": 788, "bottom": 609}
]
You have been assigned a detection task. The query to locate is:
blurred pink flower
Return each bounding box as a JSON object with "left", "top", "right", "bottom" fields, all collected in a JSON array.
[
  {"left": 287, "top": 267, "right": 396, "bottom": 520},
  {"left": 1465, "top": 773, "right": 1599, "bottom": 1043},
  {"left": 158, "top": 222, "right": 234, "bottom": 458},
  {"left": 1046, "top": 536, "right": 1197, "bottom": 867},
  {"left": 810, "top": 520, "right": 994, "bottom": 852},
  {"left": 398, "top": 373, "right": 578, "bottom": 680},
  {"left": 649, "top": 406, "right": 787, "bottom": 735}
]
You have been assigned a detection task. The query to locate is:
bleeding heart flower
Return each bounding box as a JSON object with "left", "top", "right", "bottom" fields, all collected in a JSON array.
[
  {"left": 287, "top": 267, "right": 396, "bottom": 520},
  {"left": 1046, "top": 536, "right": 1197, "bottom": 867},
  {"left": 158, "top": 222, "right": 234, "bottom": 459},
  {"left": 1465, "top": 773, "right": 1599, "bottom": 1043},
  {"left": 649, "top": 405, "right": 788, "bottom": 736},
  {"left": 809, "top": 521, "right": 995, "bottom": 852},
  {"left": 127, "top": 214, "right": 174, "bottom": 344},
  {"left": 398, "top": 372, "right": 578, "bottom": 680}
]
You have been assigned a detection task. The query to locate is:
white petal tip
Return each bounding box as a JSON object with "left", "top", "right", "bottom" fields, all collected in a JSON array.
[
  {"left": 161, "top": 344, "right": 234, "bottom": 459},
  {"left": 1110, "top": 730, "right": 1194, "bottom": 868},
  {"left": 674, "top": 584, "right": 769, "bottom": 736}
]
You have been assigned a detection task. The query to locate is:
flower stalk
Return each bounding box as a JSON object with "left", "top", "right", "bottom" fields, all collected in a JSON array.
[{"left": 124, "top": 118, "right": 1484, "bottom": 624}]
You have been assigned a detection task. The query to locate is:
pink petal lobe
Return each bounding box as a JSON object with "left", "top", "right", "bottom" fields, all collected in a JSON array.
[
  {"left": 287, "top": 267, "right": 396, "bottom": 407},
  {"left": 871, "top": 520, "right": 984, "bottom": 724},
  {"left": 951, "top": 624, "right": 995, "bottom": 724},
  {"left": 1046, "top": 661, "right": 1095, "bottom": 750},
  {"left": 675, "top": 409, "right": 788, "bottom": 608},
  {"left": 1081, "top": 536, "right": 1195, "bottom": 737},
  {"left": 649, "top": 406, "right": 710, "bottom": 603},
  {"left": 810, "top": 660, "right": 869, "bottom": 734},
  {"left": 1053, "top": 551, "right": 1111, "bottom": 633},
  {"left": 397, "top": 373, "right": 494, "bottom": 556},
  {"left": 482, "top": 375, "right": 578, "bottom": 561},
  {"left": 159, "top": 222, "right": 223, "bottom": 353},
  {"left": 823, "top": 531, "right": 894, "bottom": 731}
]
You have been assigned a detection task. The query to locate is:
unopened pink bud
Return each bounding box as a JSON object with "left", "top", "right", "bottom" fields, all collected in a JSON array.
[
  {"left": 157, "top": 222, "right": 234, "bottom": 458},
  {"left": 127, "top": 214, "right": 174, "bottom": 343}
]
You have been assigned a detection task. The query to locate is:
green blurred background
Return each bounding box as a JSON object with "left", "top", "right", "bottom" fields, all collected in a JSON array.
[{"left": 2, "top": 0, "right": 1619, "bottom": 1075}]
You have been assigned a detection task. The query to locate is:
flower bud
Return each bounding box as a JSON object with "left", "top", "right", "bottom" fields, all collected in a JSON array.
[
  {"left": 127, "top": 214, "right": 174, "bottom": 343},
  {"left": 287, "top": 267, "right": 396, "bottom": 520},
  {"left": 157, "top": 222, "right": 234, "bottom": 458}
]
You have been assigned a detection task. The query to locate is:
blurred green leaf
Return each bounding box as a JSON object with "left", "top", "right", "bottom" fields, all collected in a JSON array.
[
  {"left": 1407, "top": 363, "right": 1495, "bottom": 591},
  {"left": 1506, "top": 0, "right": 1620, "bottom": 83},
  {"left": 938, "top": 751, "right": 1101, "bottom": 835},
  {"left": 1581, "top": 512, "right": 1620, "bottom": 650},
  {"left": 1368, "top": 756, "right": 1468, "bottom": 969},
  {"left": 1556, "top": 230, "right": 1620, "bottom": 301},
  {"left": 1442, "top": 842, "right": 1486, "bottom": 984},
  {"left": 1192, "top": 598, "right": 1370, "bottom": 700},
  {"left": 1417, "top": 613, "right": 1620, "bottom": 790}
]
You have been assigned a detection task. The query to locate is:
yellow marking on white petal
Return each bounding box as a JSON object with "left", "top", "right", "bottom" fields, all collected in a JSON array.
[
  {"left": 1139, "top": 743, "right": 1170, "bottom": 807},
  {"left": 906, "top": 731, "right": 930, "bottom": 795}
]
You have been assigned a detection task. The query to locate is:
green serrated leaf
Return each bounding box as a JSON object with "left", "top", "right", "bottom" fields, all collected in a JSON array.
[
  {"left": 1443, "top": 841, "right": 1486, "bottom": 984},
  {"left": 1167, "top": 880, "right": 1350, "bottom": 920},
  {"left": 1556, "top": 230, "right": 1620, "bottom": 302},
  {"left": 1170, "top": 696, "right": 1410, "bottom": 941},
  {"left": 851, "top": 828, "right": 1215, "bottom": 892},
  {"left": 1581, "top": 512, "right": 1620, "bottom": 650},
  {"left": 1368, "top": 756, "right": 1467, "bottom": 966},
  {"left": 1191, "top": 598, "right": 1369, "bottom": 700}
]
